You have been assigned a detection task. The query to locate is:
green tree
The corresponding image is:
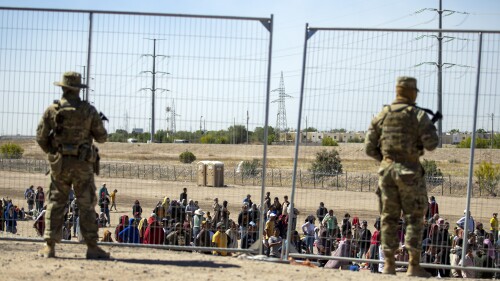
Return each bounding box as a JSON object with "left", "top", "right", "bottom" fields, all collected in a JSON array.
[
  {"left": 475, "top": 161, "right": 500, "bottom": 197},
  {"left": 449, "top": 129, "right": 460, "bottom": 134},
  {"left": 0, "top": 143, "right": 24, "bottom": 159},
  {"left": 457, "top": 137, "right": 490, "bottom": 148},
  {"left": 322, "top": 136, "right": 338, "bottom": 146},
  {"left": 227, "top": 125, "right": 247, "bottom": 144},
  {"left": 179, "top": 150, "right": 196, "bottom": 164},
  {"left": 252, "top": 126, "right": 275, "bottom": 144},
  {"left": 309, "top": 149, "right": 342, "bottom": 176},
  {"left": 304, "top": 127, "right": 318, "bottom": 132},
  {"left": 240, "top": 159, "right": 261, "bottom": 176},
  {"left": 108, "top": 129, "right": 129, "bottom": 142},
  {"left": 421, "top": 159, "right": 443, "bottom": 176},
  {"left": 347, "top": 136, "right": 364, "bottom": 143}
]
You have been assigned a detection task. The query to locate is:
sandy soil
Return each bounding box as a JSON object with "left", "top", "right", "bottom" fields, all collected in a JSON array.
[
  {"left": 0, "top": 239, "right": 432, "bottom": 281},
  {"left": 0, "top": 140, "right": 498, "bottom": 280}
]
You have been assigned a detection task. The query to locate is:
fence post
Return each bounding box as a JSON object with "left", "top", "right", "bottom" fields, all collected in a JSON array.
[
  {"left": 279, "top": 170, "right": 282, "bottom": 187},
  {"left": 191, "top": 166, "right": 193, "bottom": 182},
  {"left": 345, "top": 171, "right": 348, "bottom": 191},
  {"left": 449, "top": 175, "right": 451, "bottom": 195},
  {"left": 441, "top": 176, "right": 444, "bottom": 196},
  {"left": 361, "top": 174, "right": 363, "bottom": 192},
  {"left": 174, "top": 166, "right": 177, "bottom": 181},
  {"left": 300, "top": 170, "right": 302, "bottom": 188},
  {"left": 271, "top": 169, "right": 274, "bottom": 186},
  {"left": 313, "top": 171, "right": 316, "bottom": 188},
  {"left": 336, "top": 173, "right": 339, "bottom": 190},
  {"left": 368, "top": 176, "right": 371, "bottom": 192}
]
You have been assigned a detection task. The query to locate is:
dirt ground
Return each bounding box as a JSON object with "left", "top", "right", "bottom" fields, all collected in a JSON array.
[
  {"left": 0, "top": 141, "right": 498, "bottom": 280},
  {"left": 0, "top": 239, "right": 428, "bottom": 281}
]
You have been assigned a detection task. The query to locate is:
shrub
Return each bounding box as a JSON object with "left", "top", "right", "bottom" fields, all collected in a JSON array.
[
  {"left": 475, "top": 161, "right": 500, "bottom": 197},
  {"left": 421, "top": 159, "right": 442, "bottom": 177},
  {"left": 179, "top": 150, "right": 196, "bottom": 164},
  {"left": 457, "top": 137, "right": 490, "bottom": 148},
  {"left": 309, "top": 149, "right": 342, "bottom": 176},
  {"left": 240, "top": 159, "right": 261, "bottom": 176},
  {"left": 321, "top": 136, "right": 338, "bottom": 146},
  {"left": 0, "top": 143, "right": 24, "bottom": 159}
]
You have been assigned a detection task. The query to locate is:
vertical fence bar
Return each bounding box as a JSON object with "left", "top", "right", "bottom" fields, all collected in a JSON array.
[{"left": 461, "top": 32, "right": 483, "bottom": 268}]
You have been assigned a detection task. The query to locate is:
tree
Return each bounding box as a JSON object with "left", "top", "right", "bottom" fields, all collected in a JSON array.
[
  {"left": 309, "top": 149, "right": 342, "bottom": 176},
  {"left": 475, "top": 161, "right": 500, "bottom": 197},
  {"left": 108, "top": 129, "right": 129, "bottom": 142},
  {"left": 179, "top": 150, "right": 196, "bottom": 164},
  {"left": 228, "top": 125, "right": 247, "bottom": 144},
  {"left": 240, "top": 159, "right": 261, "bottom": 176},
  {"left": 252, "top": 126, "right": 275, "bottom": 145},
  {"left": 421, "top": 159, "right": 442, "bottom": 176},
  {"left": 322, "top": 136, "right": 338, "bottom": 146},
  {"left": 457, "top": 137, "right": 490, "bottom": 149},
  {"left": 0, "top": 143, "right": 24, "bottom": 159},
  {"left": 449, "top": 129, "right": 460, "bottom": 134},
  {"left": 304, "top": 127, "right": 317, "bottom": 132}
]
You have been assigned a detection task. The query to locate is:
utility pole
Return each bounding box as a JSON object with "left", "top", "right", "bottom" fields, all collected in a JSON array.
[
  {"left": 415, "top": 1, "right": 469, "bottom": 147},
  {"left": 78, "top": 65, "right": 87, "bottom": 98},
  {"left": 491, "top": 113, "right": 495, "bottom": 149},
  {"left": 140, "top": 38, "right": 169, "bottom": 143},
  {"left": 437, "top": 0, "right": 443, "bottom": 148}
]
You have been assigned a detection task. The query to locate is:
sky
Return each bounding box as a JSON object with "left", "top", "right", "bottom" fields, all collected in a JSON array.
[{"left": 1, "top": 0, "right": 499, "bottom": 136}]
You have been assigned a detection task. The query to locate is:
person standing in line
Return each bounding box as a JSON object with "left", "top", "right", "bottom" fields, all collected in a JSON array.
[
  {"left": 179, "top": 187, "right": 188, "bottom": 202},
  {"left": 110, "top": 189, "right": 118, "bottom": 211},
  {"left": 489, "top": 212, "right": 498, "bottom": 244},
  {"left": 36, "top": 72, "right": 109, "bottom": 259},
  {"left": 365, "top": 76, "right": 438, "bottom": 277}
]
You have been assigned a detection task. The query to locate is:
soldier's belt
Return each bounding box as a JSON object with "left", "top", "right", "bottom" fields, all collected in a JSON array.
[
  {"left": 60, "top": 144, "right": 79, "bottom": 156},
  {"left": 383, "top": 156, "right": 419, "bottom": 163}
]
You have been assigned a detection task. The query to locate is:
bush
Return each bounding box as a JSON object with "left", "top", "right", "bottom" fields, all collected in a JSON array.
[
  {"left": 457, "top": 137, "right": 490, "bottom": 148},
  {"left": 240, "top": 159, "right": 261, "bottom": 176},
  {"left": 321, "top": 136, "right": 338, "bottom": 146},
  {"left": 309, "top": 149, "right": 342, "bottom": 176},
  {"left": 475, "top": 161, "right": 500, "bottom": 197},
  {"left": 179, "top": 150, "right": 196, "bottom": 164},
  {"left": 421, "top": 159, "right": 442, "bottom": 177},
  {"left": 0, "top": 143, "right": 24, "bottom": 159}
]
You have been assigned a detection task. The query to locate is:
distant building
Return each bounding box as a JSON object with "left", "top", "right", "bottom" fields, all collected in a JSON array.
[{"left": 132, "top": 128, "right": 143, "bottom": 134}]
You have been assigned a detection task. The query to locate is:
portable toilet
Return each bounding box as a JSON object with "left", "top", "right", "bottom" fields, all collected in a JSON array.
[
  {"left": 197, "top": 161, "right": 210, "bottom": 186},
  {"left": 207, "top": 161, "right": 224, "bottom": 187}
]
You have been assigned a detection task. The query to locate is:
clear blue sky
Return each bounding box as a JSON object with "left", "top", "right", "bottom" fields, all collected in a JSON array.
[{"left": 1, "top": 0, "right": 499, "bottom": 135}]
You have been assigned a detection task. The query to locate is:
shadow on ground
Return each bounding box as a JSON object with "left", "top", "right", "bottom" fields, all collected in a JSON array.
[{"left": 114, "top": 258, "right": 241, "bottom": 268}]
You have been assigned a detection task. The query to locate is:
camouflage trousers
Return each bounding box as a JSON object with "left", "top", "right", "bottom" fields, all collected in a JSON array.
[
  {"left": 44, "top": 157, "right": 98, "bottom": 243},
  {"left": 377, "top": 161, "right": 428, "bottom": 253}
]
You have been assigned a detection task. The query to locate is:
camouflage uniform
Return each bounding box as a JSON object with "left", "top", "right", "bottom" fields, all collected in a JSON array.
[
  {"left": 36, "top": 72, "right": 109, "bottom": 259},
  {"left": 365, "top": 77, "right": 438, "bottom": 276}
]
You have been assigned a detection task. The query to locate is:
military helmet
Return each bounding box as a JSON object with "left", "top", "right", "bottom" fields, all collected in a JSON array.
[
  {"left": 54, "top": 71, "right": 87, "bottom": 91},
  {"left": 396, "top": 76, "right": 419, "bottom": 92}
]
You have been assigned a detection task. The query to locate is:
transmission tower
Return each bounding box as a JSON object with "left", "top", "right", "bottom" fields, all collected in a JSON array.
[
  {"left": 140, "top": 38, "right": 170, "bottom": 143},
  {"left": 272, "top": 72, "right": 292, "bottom": 143},
  {"left": 166, "top": 99, "right": 180, "bottom": 136}
]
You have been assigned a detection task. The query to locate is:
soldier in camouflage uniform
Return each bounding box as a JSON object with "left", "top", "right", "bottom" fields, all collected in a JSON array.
[
  {"left": 365, "top": 77, "right": 438, "bottom": 277},
  {"left": 36, "top": 72, "right": 109, "bottom": 259}
]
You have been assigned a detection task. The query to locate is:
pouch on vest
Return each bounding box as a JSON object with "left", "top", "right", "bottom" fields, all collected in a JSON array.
[{"left": 48, "top": 152, "right": 63, "bottom": 176}]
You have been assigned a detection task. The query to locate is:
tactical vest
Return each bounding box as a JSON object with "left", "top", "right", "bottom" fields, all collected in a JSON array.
[
  {"left": 380, "top": 104, "right": 420, "bottom": 162},
  {"left": 52, "top": 99, "right": 93, "bottom": 156}
]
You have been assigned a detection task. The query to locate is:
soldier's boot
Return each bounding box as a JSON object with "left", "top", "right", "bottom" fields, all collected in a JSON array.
[
  {"left": 407, "top": 250, "right": 431, "bottom": 278},
  {"left": 382, "top": 250, "right": 396, "bottom": 275},
  {"left": 86, "top": 241, "right": 110, "bottom": 260},
  {"left": 38, "top": 240, "right": 56, "bottom": 258}
]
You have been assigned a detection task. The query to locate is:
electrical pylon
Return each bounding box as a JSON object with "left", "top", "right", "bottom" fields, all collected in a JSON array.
[{"left": 272, "top": 72, "right": 292, "bottom": 143}]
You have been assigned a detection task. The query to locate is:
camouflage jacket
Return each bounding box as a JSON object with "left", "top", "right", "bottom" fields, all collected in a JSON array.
[
  {"left": 364, "top": 102, "right": 438, "bottom": 164},
  {"left": 36, "top": 97, "right": 107, "bottom": 154}
]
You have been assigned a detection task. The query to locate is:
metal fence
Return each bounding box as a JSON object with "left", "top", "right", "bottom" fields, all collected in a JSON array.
[
  {"left": 1, "top": 6, "right": 500, "bottom": 276},
  {"left": 0, "top": 6, "right": 273, "bottom": 254},
  {"left": 286, "top": 26, "right": 500, "bottom": 275}
]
